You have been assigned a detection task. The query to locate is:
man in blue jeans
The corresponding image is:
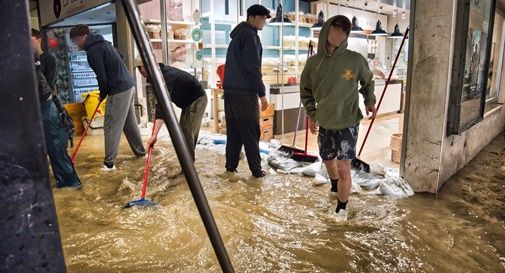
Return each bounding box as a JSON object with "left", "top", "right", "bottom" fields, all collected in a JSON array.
[
  {"left": 70, "top": 24, "right": 145, "bottom": 171},
  {"left": 35, "top": 55, "right": 81, "bottom": 188}
]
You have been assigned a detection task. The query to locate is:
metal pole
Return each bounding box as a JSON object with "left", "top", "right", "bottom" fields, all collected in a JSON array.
[
  {"left": 119, "top": 1, "right": 234, "bottom": 272},
  {"left": 160, "top": 0, "right": 168, "bottom": 64},
  {"left": 0, "top": 1, "right": 67, "bottom": 272}
]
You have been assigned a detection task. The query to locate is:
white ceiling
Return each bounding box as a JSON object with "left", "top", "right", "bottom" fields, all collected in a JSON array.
[
  {"left": 51, "top": 2, "right": 116, "bottom": 27},
  {"left": 328, "top": 0, "right": 410, "bottom": 16}
]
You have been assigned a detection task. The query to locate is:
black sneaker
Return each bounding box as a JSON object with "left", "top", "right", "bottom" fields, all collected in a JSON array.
[{"left": 252, "top": 170, "right": 266, "bottom": 178}]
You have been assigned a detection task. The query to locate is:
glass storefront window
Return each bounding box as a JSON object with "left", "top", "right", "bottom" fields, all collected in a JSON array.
[
  {"left": 447, "top": 0, "right": 497, "bottom": 134},
  {"left": 487, "top": 12, "right": 505, "bottom": 102}
]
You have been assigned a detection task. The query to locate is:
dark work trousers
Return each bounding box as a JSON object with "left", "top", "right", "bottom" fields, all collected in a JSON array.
[
  {"left": 224, "top": 93, "right": 262, "bottom": 176},
  {"left": 40, "top": 99, "right": 81, "bottom": 188}
]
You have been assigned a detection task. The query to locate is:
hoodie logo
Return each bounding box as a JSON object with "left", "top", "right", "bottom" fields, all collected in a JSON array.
[{"left": 341, "top": 70, "right": 354, "bottom": 81}]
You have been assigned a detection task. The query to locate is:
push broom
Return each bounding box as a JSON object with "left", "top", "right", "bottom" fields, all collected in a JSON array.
[
  {"left": 291, "top": 115, "right": 318, "bottom": 163},
  {"left": 352, "top": 28, "right": 410, "bottom": 173},
  {"left": 125, "top": 125, "right": 156, "bottom": 208},
  {"left": 279, "top": 41, "right": 315, "bottom": 155}
]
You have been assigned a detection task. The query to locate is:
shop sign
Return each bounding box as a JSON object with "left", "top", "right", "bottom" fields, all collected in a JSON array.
[
  {"left": 191, "top": 28, "right": 202, "bottom": 42},
  {"left": 195, "top": 49, "right": 203, "bottom": 61},
  {"left": 39, "top": 0, "right": 110, "bottom": 26}
]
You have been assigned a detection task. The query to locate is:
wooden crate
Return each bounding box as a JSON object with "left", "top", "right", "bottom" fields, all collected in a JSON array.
[
  {"left": 260, "top": 116, "right": 274, "bottom": 129},
  {"left": 260, "top": 128, "right": 273, "bottom": 141},
  {"left": 260, "top": 103, "right": 275, "bottom": 118},
  {"left": 390, "top": 133, "right": 402, "bottom": 164}
]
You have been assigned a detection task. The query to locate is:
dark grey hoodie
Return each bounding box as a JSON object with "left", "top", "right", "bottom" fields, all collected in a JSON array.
[
  {"left": 84, "top": 34, "right": 134, "bottom": 99},
  {"left": 223, "top": 22, "right": 265, "bottom": 97}
]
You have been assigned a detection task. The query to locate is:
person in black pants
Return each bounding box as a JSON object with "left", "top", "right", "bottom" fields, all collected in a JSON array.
[{"left": 223, "top": 4, "right": 271, "bottom": 178}]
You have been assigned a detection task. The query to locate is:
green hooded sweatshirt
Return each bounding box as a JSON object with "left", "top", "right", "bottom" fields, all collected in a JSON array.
[{"left": 300, "top": 15, "right": 376, "bottom": 130}]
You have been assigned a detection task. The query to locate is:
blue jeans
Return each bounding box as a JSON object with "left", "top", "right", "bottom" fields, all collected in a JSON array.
[{"left": 40, "top": 99, "right": 81, "bottom": 188}]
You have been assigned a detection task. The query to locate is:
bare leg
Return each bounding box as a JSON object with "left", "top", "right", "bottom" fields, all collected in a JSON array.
[
  {"left": 323, "top": 159, "right": 338, "bottom": 180},
  {"left": 336, "top": 160, "right": 352, "bottom": 203}
]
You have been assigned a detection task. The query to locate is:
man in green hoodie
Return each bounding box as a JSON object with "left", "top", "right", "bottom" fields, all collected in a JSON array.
[{"left": 300, "top": 15, "right": 377, "bottom": 222}]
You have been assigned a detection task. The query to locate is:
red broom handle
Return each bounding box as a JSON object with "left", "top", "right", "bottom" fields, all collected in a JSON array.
[
  {"left": 140, "top": 145, "right": 152, "bottom": 199},
  {"left": 358, "top": 28, "right": 409, "bottom": 157},
  {"left": 140, "top": 124, "right": 156, "bottom": 199},
  {"left": 71, "top": 101, "right": 102, "bottom": 163},
  {"left": 304, "top": 115, "right": 309, "bottom": 153}
]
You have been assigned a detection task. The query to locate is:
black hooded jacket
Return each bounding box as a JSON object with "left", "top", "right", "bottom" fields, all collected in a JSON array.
[
  {"left": 223, "top": 22, "right": 265, "bottom": 97},
  {"left": 154, "top": 63, "right": 205, "bottom": 119},
  {"left": 84, "top": 34, "right": 134, "bottom": 99}
]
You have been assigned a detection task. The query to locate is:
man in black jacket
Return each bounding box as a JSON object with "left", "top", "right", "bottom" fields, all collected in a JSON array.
[
  {"left": 223, "top": 4, "right": 270, "bottom": 178},
  {"left": 136, "top": 59, "right": 207, "bottom": 161},
  {"left": 70, "top": 24, "right": 145, "bottom": 171},
  {"left": 35, "top": 54, "right": 81, "bottom": 188},
  {"left": 31, "top": 29, "right": 75, "bottom": 146}
]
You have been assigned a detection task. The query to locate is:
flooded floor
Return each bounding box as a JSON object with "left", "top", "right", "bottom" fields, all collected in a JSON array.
[{"left": 54, "top": 131, "right": 505, "bottom": 273}]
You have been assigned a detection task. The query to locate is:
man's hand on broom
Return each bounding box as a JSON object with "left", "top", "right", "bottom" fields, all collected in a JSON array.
[
  {"left": 366, "top": 104, "right": 377, "bottom": 119},
  {"left": 309, "top": 118, "right": 319, "bottom": 135},
  {"left": 147, "top": 135, "right": 157, "bottom": 148}
]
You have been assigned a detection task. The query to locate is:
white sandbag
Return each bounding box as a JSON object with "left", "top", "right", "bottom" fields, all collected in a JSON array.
[
  {"left": 313, "top": 173, "right": 329, "bottom": 186},
  {"left": 356, "top": 178, "right": 382, "bottom": 191},
  {"left": 379, "top": 177, "right": 414, "bottom": 197},
  {"left": 320, "top": 163, "right": 329, "bottom": 179},
  {"left": 301, "top": 161, "right": 322, "bottom": 177},
  {"left": 351, "top": 182, "right": 363, "bottom": 194},
  {"left": 369, "top": 162, "right": 386, "bottom": 176},
  {"left": 267, "top": 156, "right": 304, "bottom": 171}
]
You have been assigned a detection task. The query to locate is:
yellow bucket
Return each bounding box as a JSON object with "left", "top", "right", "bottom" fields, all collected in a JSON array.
[{"left": 81, "top": 91, "right": 106, "bottom": 119}]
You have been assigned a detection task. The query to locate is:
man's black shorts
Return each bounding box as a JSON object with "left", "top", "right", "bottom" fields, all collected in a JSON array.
[{"left": 318, "top": 124, "right": 359, "bottom": 161}]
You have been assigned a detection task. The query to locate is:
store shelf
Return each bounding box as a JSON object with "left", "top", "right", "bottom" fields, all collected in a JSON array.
[
  {"left": 144, "top": 19, "right": 194, "bottom": 28},
  {"left": 74, "top": 84, "right": 98, "bottom": 88},
  {"left": 150, "top": 39, "right": 196, "bottom": 44},
  {"left": 73, "top": 75, "right": 96, "bottom": 79},
  {"left": 203, "top": 44, "right": 228, "bottom": 49},
  {"left": 264, "top": 45, "right": 281, "bottom": 50}
]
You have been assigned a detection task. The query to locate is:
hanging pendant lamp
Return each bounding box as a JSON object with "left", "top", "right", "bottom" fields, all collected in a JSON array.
[
  {"left": 389, "top": 24, "right": 404, "bottom": 38},
  {"left": 371, "top": 20, "right": 387, "bottom": 36},
  {"left": 371, "top": 3, "right": 386, "bottom": 36},
  {"left": 351, "top": 16, "right": 363, "bottom": 33},
  {"left": 269, "top": 3, "right": 292, "bottom": 25}
]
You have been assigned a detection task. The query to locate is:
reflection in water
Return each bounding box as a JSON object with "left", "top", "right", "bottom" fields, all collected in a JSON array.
[{"left": 54, "top": 134, "right": 505, "bottom": 273}]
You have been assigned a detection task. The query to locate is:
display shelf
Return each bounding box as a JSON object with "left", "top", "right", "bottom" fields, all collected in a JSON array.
[
  {"left": 144, "top": 19, "right": 195, "bottom": 28},
  {"left": 73, "top": 75, "right": 96, "bottom": 79},
  {"left": 150, "top": 39, "right": 196, "bottom": 44},
  {"left": 74, "top": 84, "right": 98, "bottom": 88},
  {"left": 203, "top": 44, "right": 228, "bottom": 49}
]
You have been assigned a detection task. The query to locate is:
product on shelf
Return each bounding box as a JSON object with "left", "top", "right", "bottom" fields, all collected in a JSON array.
[{"left": 146, "top": 24, "right": 161, "bottom": 39}]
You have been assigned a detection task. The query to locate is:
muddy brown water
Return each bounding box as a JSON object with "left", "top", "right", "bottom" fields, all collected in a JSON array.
[{"left": 53, "top": 133, "right": 505, "bottom": 273}]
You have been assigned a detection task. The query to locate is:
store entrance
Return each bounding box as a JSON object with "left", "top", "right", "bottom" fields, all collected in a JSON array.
[{"left": 45, "top": 2, "right": 117, "bottom": 104}]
